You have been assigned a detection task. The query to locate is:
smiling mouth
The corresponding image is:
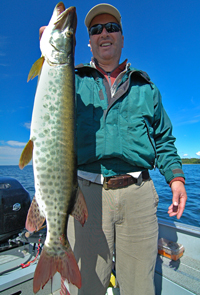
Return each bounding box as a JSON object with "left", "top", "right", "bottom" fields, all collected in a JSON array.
[{"left": 100, "top": 42, "right": 112, "bottom": 47}]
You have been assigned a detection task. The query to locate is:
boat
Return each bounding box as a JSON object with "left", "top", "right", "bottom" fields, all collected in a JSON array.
[
  {"left": 155, "top": 218, "right": 200, "bottom": 295},
  {"left": 0, "top": 177, "right": 200, "bottom": 295},
  {"left": 106, "top": 219, "right": 200, "bottom": 295}
]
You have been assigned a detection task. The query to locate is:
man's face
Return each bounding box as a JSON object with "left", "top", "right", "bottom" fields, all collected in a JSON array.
[{"left": 89, "top": 14, "right": 124, "bottom": 67}]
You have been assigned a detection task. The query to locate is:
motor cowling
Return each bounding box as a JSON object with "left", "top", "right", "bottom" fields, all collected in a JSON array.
[{"left": 0, "top": 177, "right": 31, "bottom": 242}]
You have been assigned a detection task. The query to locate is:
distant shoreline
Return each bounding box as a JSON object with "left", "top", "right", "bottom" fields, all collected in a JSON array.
[
  {"left": 1, "top": 158, "right": 200, "bottom": 166},
  {"left": 181, "top": 158, "right": 200, "bottom": 164}
]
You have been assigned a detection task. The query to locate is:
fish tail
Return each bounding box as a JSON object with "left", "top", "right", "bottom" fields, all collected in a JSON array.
[{"left": 33, "top": 243, "right": 81, "bottom": 293}]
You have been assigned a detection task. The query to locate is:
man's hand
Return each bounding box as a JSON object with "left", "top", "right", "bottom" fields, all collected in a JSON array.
[{"left": 168, "top": 181, "right": 187, "bottom": 219}]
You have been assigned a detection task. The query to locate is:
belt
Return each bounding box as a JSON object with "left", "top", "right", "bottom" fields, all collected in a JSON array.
[{"left": 103, "top": 171, "right": 149, "bottom": 190}]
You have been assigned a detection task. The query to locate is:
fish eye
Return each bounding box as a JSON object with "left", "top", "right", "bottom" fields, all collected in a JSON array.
[{"left": 66, "top": 31, "right": 73, "bottom": 38}]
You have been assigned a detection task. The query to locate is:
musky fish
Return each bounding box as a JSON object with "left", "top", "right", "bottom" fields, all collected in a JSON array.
[{"left": 19, "top": 2, "right": 88, "bottom": 293}]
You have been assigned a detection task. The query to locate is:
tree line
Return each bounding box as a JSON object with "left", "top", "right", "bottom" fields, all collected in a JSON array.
[{"left": 181, "top": 158, "right": 200, "bottom": 164}]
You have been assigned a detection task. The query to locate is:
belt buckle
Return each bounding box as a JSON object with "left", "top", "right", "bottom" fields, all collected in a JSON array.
[{"left": 103, "top": 177, "right": 110, "bottom": 190}]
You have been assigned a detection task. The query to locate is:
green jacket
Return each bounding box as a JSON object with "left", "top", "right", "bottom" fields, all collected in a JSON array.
[{"left": 75, "top": 63, "right": 184, "bottom": 184}]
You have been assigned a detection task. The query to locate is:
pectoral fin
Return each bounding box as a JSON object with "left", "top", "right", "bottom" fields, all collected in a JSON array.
[
  {"left": 19, "top": 140, "right": 33, "bottom": 169},
  {"left": 27, "top": 56, "right": 45, "bottom": 82}
]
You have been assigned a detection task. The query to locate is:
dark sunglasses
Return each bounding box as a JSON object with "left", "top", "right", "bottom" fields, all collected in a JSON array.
[{"left": 89, "top": 22, "right": 122, "bottom": 36}]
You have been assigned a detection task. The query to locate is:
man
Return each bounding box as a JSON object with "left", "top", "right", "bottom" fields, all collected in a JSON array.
[
  {"left": 41, "top": 3, "right": 187, "bottom": 295},
  {"left": 66, "top": 3, "right": 187, "bottom": 295}
]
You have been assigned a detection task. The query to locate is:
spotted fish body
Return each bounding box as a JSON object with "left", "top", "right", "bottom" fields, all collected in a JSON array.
[{"left": 19, "top": 2, "right": 87, "bottom": 293}]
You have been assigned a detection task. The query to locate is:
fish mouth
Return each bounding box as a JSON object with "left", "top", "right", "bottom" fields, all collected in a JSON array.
[{"left": 54, "top": 3, "right": 77, "bottom": 34}]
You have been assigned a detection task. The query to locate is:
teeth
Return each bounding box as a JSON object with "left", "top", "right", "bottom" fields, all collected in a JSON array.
[{"left": 101, "top": 43, "right": 111, "bottom": 47}]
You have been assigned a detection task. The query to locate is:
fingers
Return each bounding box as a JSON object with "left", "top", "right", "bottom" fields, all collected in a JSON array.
[
  {"left": 176, "top": 195, "right": 187, "bottom": 219},
  {"left": 39, "top": 26, "right": 47, "bottom": 40},
  {"left": 168, "top": 181, "right": 187, "bottom": 219},
  {"left": 168, "top": 198, "right": 185, "bottom": 219}
]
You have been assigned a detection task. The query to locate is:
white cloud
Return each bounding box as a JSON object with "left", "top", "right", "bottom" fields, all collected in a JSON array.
[
  {"left": 183, "top": 154, "right": 188, "bottom": 157},
  {"left": 7, "top": 141, "right": 26, "bottom": 147},
  {"left": 0, "top": 140, "right": 32, "bottom": 165},
  {"left": 196, "top": 151, "right": 200, "bottom": 157},
  {"left": 0, "top": 146, "right": 22, "bottom": 155},
  {"left": 0, "top": 146, "right": 24, "bottom": 165},
  {"left": 24, "top": 122, "right": 31, "bottom": 129}
]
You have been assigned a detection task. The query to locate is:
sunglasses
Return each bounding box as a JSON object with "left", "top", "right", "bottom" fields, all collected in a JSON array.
[{"left": 89, "top": 22, "right": 122, "bottom": 36}]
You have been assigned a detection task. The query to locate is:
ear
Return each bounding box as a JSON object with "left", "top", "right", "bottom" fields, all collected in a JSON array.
[
  {"left": 89, "top": 39, "right": 93, "bottom": 53},
  {"left": 122, "top": 35, "right": 124, "bottom": 48}
]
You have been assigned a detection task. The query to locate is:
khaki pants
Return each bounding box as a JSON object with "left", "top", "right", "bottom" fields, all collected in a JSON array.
[{"left": 67, "top": 178, "right": 159, "bottom": 295}]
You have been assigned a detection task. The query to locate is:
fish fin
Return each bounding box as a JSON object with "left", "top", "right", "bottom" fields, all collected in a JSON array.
[
  {"left": 27, "top": 56, "right": 45, "bottom": 82},
  {"left": 71, "top": 187, "right": 88, "bottom": 226},
  {"left": 25, "top": 196, "right": 45, "bottom": 232},
  {"left": 19, "top": 140, "right": 33, "bottom": 169},
  {"left": 33, "top": 242, "right": 81, "bottom": 293}
]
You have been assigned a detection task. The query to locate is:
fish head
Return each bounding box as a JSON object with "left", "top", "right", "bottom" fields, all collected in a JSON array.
[{"left": 40, "top": 2, "right": 77, "bottom": 65}]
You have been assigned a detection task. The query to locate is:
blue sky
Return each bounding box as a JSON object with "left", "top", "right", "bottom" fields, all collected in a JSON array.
[{"left": 0, "top": 0, "right": 200, "bottom": 165}]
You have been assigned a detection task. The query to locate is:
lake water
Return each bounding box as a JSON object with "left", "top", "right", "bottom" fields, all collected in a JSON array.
[{"left": 0, "top": 164, "right": 199, "bottom": 227}]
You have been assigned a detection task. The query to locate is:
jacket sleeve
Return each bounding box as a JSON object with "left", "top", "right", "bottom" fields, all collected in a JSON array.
[{"left": 152, "top": 85, "right": 185, "bottom": 184}]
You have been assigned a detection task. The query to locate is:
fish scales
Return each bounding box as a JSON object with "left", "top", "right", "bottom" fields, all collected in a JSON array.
[
  {"left": 19, "top": 2, "right": 88, "bottom": 293},
  {"left": 33, "top": 62, "right": 75, "bottom": 249}
]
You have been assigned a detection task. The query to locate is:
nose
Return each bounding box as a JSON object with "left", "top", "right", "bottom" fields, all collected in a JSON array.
[{"left": 101, "top": 27, "right": 108, "bottom": 36}]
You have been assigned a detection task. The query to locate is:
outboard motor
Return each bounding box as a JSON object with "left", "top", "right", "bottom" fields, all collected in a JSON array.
[{"left": 0, "top": 177, "right": 31, "bottom": 242}]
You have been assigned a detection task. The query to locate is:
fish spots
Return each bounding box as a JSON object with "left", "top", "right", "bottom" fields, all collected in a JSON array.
[
  {"left": 62, "top": 175, "right": 67, "bottom": 181},
  {"left": 47, "top": 211, "right": 54, "bottom": 218},
  {"left": 59, "top": 205, "right": 65, "bottom": 211},
  {"left": 47, "top": 160, "right": 53, "bottom": 166},
  {"left": 38, "top": 157, "right": 46, "bottom": 163},
  {"left": 45, "top": 200, "right": 54, "bottom": 206},
  {"left": 56, "top": 119, "right": 61, "bottom": 125},
  {"left": 41, "top": 147, "right": 47, "bottom": 152},
  {"left": 40, "top": 173, "right": 47, "bottom": 179},
  {"left": 50, "top": 150, "right": 55, "bottom": 156},
  {"left": 50, "top": 223, "right": 56, "bottom": 229},
  {"left": 55, "top": 79, "right": 60, "bottom": 84},
  {"left": 39, "top": 133, "right": 45, "bottom": 138},
  {"left": 43, "top": 114, "right": 50, "bottom": 121},
  {"left": 51, "top": 131, "right": 56, "bottom": 137},
  {"left": 48, "top": 69, "right": 55, "bottom": 77},
  {"left": 49, "top": 105, "right": 56, "bottom": 112},
  {"left": 44, "top": 94, "right": 51, "bottom": 100},
  {"left": 46, "top": 139, "right": 53, "bottom": 146}
]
